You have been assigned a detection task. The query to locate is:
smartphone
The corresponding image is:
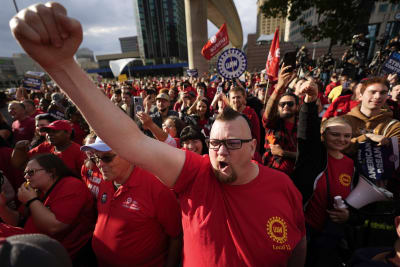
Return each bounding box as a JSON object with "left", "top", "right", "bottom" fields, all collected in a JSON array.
[
  {"left": 217, "top": 86, "right": 223, "bottom": 94},
  {"left": 281, "top": 52, "right": 297, "bottom": 72},
  {"left": 133, "top": 96, "right": 144, "bottom": 113}
]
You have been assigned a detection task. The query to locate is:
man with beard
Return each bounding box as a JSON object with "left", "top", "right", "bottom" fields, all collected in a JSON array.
[
  {"left": 9, "top": 4, "right": 306, "bottom": 266},
  {"left": 12, "top": 120, "right": 85, "bottom": 176},
  {"left": 150, "top": 93, "right": 178, "bottom": 129},
  {"left": 262, "top": 66, "right": 299, "bottom": 176}
]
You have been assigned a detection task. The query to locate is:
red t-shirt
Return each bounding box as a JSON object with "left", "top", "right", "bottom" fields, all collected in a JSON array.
[
  {"left": 92, "top": 167, "right": 182, "bottom": 267},
  {"left": 12, "top": 117, "right": 35, "bottom": 142},
  {"left": 305, "top": 154, "right": 353, "bottom": 231},
  {"left": 23, "top": 177, "right": 96, "bottom": 258},
  {"left": 174, "top": 151, "right": 305, "bottom": 267},
  {"left": 323, "top": 94, "right": 360, "bottom": 119},
  {"left": 28, "top": 141, "right": 86, "bottom": 176},
  {"left": 81, "top": 164, "right": 103, "bottom": 200}
]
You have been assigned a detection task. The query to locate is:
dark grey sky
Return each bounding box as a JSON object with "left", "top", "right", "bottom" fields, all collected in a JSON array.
[{"left": 0, "top": 0, "right": 257, "bottom": 57}]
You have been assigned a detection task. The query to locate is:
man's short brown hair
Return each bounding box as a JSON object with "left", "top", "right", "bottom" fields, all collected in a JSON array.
[
  {"left": 360, "top": 77, "right": 389, "bottom": 95},
  {"left": 228, "top": 87, "right": 246, "bottom": 98}
]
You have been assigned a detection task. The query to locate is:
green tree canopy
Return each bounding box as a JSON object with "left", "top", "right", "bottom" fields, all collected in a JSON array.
[{"left": 261, "top": 0, "right": 398, "bottom": 46}]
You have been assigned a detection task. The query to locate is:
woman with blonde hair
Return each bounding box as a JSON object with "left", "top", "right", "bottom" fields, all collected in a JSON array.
[{"left": 293, "top": 80, "right": 356, "bottom": 267}]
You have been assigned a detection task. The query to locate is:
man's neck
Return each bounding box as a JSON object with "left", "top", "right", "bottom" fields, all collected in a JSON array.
[
  {"left": 115, "top": 165, "right": 135, "bottom": 185},
  {"left": 285, "top": 116, "right": 295, "bottom": 124},
  {"left": 359, "top": 105, "right": 380, "bottom": 118},
  {"left": 17, "top": 114, "right": 27, "bottom": 122},
  {"left": 160, "top": 109, "right": 168, "bottom": 119},
  {"left": 233, "top": 162, "right": 259, "bottom": 185},
  {"left": 236, "top": 105, "right": 245, "bottom": 113},
  {"left": 54, "top": 140, "right": 72, "bottom": 152}
]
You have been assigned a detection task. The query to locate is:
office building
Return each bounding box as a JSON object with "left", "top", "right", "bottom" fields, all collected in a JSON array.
[
  {"left": 256, "top": 0, "right": 286, "bottom": 39},
  {"left": 119, "top": 36, "right": 139, "bottom": 53},
  {"left": 133, "top": 0, "right": 187, "bottom": 64}
]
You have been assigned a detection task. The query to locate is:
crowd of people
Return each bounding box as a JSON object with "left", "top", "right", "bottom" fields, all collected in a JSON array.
[{"left": 1, "top": 2, "right": 400, "bottom": 267}]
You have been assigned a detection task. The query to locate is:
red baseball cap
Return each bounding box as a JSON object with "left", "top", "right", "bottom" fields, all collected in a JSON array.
[{"left": 41, "top": 120, "right": 72, "bottom": 133}]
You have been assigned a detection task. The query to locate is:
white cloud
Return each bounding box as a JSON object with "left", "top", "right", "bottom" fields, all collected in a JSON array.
[{"left": 84, "top": 26, "right": 134, "bottom": 37}]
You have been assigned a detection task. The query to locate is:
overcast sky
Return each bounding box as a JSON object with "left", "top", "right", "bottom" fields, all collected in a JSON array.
[{"left": 0, "top": 0, "right": 257, "bottom": 58}]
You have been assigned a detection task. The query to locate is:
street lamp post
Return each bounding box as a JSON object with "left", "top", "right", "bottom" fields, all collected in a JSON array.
[{"left": 312, "top": 42, "right": 317, "bottom": 60}]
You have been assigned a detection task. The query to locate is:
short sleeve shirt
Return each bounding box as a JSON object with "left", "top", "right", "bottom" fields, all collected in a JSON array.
[
  {"left": 174, "top": 151, "right": 305, "bottom": 267},
  {"left": 92, "top": 167, "right": 182, "bottom": 267}
]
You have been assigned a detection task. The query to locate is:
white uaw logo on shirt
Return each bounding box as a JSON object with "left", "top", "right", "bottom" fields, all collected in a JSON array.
[
  {"left": 122, "top": 197, "right": 140, "bottom": 211},
  {"left": 266, "top": 216, "right": 291, "bottom": 250}
]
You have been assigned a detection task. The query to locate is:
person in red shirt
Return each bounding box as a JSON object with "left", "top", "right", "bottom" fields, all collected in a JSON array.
[
  {"left": 293, "top": 80, "right": 354, "bottom": 267},
  {"left": 9, "top": 6, "right": 306, "bottom": 266},
  {"left": 12, "top": 120, "right": 86, "bottom": 177},
  {"left": 81, "top": 138, "right": 182, "bottom": 267},
  {"left": 0, "top": 153, "right": 96, "bottom": 264},
  {"left": 227, "top": 87, "right": 261, "bottom": 153},
  {"left": 324, "top": 73, "right": 339, "bottom": 98},
  {"left": 322, "top": 82, "right": 362, "bottom": 120},
  {"left": 262, "top": 66, "right": 298, "bottom": 175},
  {"left": 80, "top": 132, "right": 103, "bottom": 200},
  {"left": 8, "top": 101, "right": 35, "bottom": 143}
]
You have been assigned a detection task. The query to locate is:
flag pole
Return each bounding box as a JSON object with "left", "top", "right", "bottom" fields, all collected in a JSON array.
[{"left": 263, "top": 78, "right": 270, "bottom": 106}]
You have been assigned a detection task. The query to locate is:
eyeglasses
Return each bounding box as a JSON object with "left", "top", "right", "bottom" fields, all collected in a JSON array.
[
  {"left": 24, "top": 169, "right": 45, "bottom": 177},
  {"left": 90, "top": 154, "right": 117, "bottom": 164},
  {"left": 278, "top": 101, "right": 295, "bottom": 108},
  {"left": 206, "top": 139, "right": 252, "bottom": 151}
]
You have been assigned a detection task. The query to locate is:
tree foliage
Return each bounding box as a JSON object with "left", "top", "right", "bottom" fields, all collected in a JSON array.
[{"left": 261, "top": 0, "right": 398, "bottom": 45}]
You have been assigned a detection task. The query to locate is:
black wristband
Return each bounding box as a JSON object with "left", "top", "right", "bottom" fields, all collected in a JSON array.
[{"left": 25, "top": 197, "right": 40, "bottom": 208}]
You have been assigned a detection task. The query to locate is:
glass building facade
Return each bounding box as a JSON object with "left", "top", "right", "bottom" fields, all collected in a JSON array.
[{"left": 133, "top": 0, "right": 187, "bottom": 65}]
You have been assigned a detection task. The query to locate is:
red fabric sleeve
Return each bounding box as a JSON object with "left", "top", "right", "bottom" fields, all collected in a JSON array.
[{"left": 46, "top": 179, "right": 90, "bottom": 225}]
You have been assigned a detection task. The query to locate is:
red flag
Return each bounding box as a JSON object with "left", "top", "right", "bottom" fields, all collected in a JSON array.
[
  {"left": 201, "top": 23, "right": 229, "bottom": 60},
  {"left": 265, "top": 28, "right": 280, "bottom": 80}
]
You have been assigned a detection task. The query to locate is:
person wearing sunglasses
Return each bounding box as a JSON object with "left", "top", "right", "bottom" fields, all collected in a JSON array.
[
  {"left": 80, "top": 137, "right": 182, "bottom": 267},
  {"left": 0, "top": 153, "right": 96, "bottom": 265},
  {"left": 263, "top": 65, "right": 299, "bottom": 176},
  {"left": 10, "top": 5, "right": 306, "bottom": 266}
]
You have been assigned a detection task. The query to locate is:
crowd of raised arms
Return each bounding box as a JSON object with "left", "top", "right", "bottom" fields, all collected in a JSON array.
[{"left": 1, "top": 2, "right": 400, "bottom": 267}]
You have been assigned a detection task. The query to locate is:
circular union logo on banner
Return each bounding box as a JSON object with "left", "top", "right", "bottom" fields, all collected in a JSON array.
[
  {"left": 339, "top": 173, "right": 351, "bottom": 187},
  {"left": 266, "top": 216, "right": 288, "bottom": 244},
  {"left": 217, "top": 48, "right": 247, "bottom": 79}
]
